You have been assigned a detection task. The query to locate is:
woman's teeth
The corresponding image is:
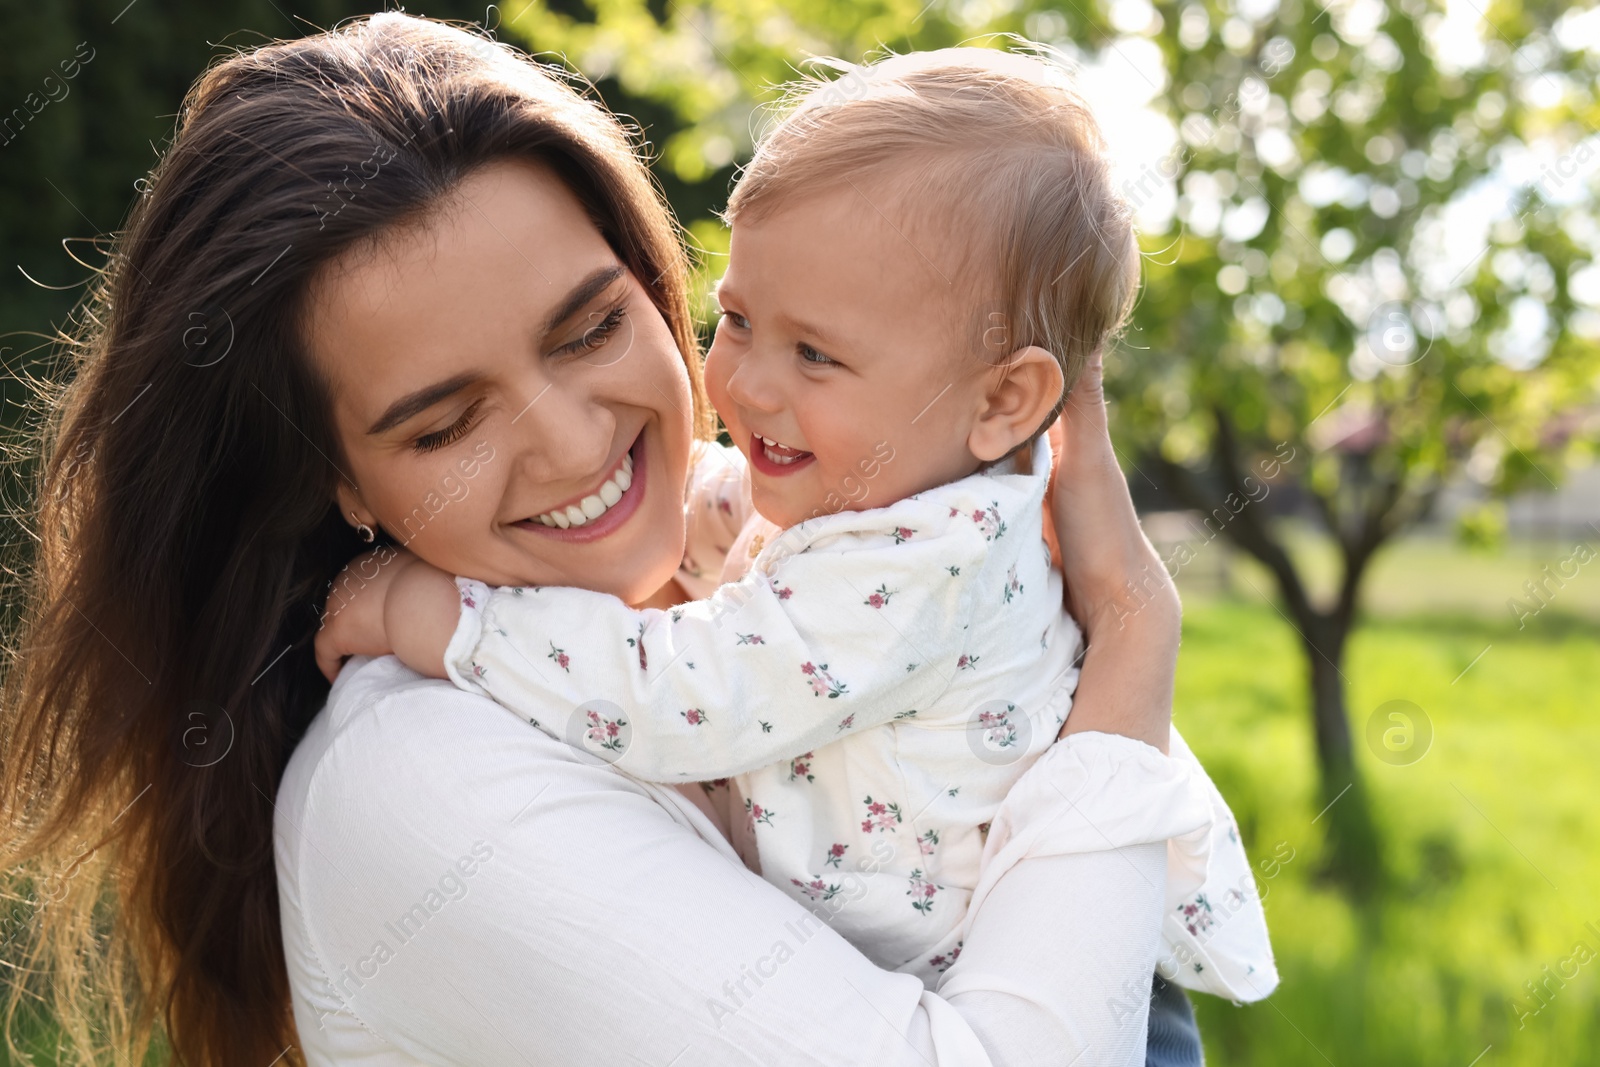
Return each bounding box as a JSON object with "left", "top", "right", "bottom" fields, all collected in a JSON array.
[
  {"left": 758, "top": 434, "right": 810, "bottom": 465},
  {"left": 534, "top": 452, "right": 634, "bottom": 528}
]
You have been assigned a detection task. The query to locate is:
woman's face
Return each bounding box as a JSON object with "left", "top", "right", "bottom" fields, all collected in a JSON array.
[{"left": 308, "top": 159, "right": 695, "bottom": 605}]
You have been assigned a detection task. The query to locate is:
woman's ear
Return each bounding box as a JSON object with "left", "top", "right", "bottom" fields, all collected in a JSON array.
[
  {"left": 334, "top": 480, "right": 375, "bottom": 534},
  {"left": 967, "top": 346, "right": 1065, "bottom": 463}
]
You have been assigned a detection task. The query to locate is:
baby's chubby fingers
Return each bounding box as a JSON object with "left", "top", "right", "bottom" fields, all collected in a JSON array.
[{"left": 314, "top": 546, "right": 418, "bottom": 682}]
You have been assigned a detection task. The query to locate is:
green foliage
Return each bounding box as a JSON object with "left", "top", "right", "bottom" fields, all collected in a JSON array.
[
  {"left": 1177, "top": 594, "right": 1600, "bottom": 1065},
  {"left": 1455, "top": 499, "right": 1509, "bottom": 549}
]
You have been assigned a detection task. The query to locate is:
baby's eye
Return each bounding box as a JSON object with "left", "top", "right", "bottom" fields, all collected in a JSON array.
[
  {"left": 798, "top": 343, "right": 836, "bottom": 366},
  {"left": 719, "top": 310, "right": 750, "bottom": 330}
]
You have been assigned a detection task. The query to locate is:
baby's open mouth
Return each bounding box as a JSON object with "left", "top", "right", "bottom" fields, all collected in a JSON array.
[{"left": 755, "top": 433, "right": 811, "bottom": 466}]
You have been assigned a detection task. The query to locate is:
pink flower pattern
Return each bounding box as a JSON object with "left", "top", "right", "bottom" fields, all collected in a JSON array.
[
  {"left": 745, "top": 799, "right": 775, "bottom": 830},
  {"left": 791, "top": 876, "right": 841, "bottom": 902},
  {"left": 800, "top": 661, "right": 848, "bottom": 698},
  {"left": 928, "top": 942, "right": 963, "bottom": 973},
  {"left": 864, "top": 584, "right": 896, "bottom": 609},
  {"left": 1003, "top": 564, "right": 1022, "bottom": 603},
  {"left": 681, "top": 708, "right": 709, "bottom": 726},
  {"left": 978, "top": 704, "right": 1019, "bottom": 749},
  {"left": 824, "top": 843, "right": 848, "bottom": 868},
  {"left": 547, "top": 642, "right": 570, "bottom": 672},
  {"left": 918, "top": 829, "right": 940, "bottom": 857},
  {"left": 789, "top": 752, "right": 815, "bottom": 783},
  {"left": 1178, "top": 893, "right": 1216, "bottom": 937},
  {"left": 860, "top": 795, "right": 902, "bottom": 833},
  {"left": 908, "top": 868, "right": 939, "bottom": 914},
  {"left": 968, "top": 503, "right": 1007, "bottom": 541},
  {"left": 583, "top": 708, "right": 627, "bottom": 752},
  {"left": 888, "top": 526, "right": 915, "bottom": 544}
]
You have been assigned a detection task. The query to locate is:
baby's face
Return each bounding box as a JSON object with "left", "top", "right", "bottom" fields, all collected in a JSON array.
[{"left": 706, "top": 185, "right": 992, "bottom": 529}]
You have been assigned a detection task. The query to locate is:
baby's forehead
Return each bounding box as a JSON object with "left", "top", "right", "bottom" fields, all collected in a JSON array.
[
  {"left": 860, "top": 176, "right": 999, "bottom": 342},
  {"left": 767, "top": 171, "right": 999, "bottom": 343}
]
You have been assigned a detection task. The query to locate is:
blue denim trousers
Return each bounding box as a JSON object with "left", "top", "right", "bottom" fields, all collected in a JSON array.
[{"left": 1146, "top": 974, "right": 1204, "bottom": 1067}]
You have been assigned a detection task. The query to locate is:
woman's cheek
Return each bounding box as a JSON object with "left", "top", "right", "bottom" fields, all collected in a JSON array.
[{"left": 385, "top": 447, "right": 505, "bottom": 570}]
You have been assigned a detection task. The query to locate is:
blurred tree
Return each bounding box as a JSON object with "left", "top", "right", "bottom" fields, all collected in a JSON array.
[
  {"left": 497, "top": 0, "right": 1600, "bottom": 891},
  {"left": 1098, "top": 0, "right": 1600, "bottom": 892}
]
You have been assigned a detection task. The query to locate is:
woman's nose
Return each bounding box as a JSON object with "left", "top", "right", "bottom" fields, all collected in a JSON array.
[{"left": 500, "top": 379, "right": 614, "bottom": 482}]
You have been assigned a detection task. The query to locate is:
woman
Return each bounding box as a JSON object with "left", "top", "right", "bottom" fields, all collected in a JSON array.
[{"left": 0, "top": 14, "right": 1197, "bottom": 1065}]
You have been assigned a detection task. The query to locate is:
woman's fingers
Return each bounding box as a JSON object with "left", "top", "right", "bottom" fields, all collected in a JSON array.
[
  {"left": 1047, "top": 349, "right": 1180, "bottom": 749},
  {"left": 1051, "top": 351, "right": 1173, "bottom": 634}
]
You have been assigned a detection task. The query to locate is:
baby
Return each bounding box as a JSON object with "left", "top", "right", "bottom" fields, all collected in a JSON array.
[{"left": 353, "top": 47, "right": 1275, "bottom": 994}]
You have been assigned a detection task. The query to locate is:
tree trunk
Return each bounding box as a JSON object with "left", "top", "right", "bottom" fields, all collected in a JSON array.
[
  {"left": 1146, "top": 431, "right": 1390, "bottom": 893},
  {"left": 1298, "top": 613, "right": 1384, "bottom": 897}
]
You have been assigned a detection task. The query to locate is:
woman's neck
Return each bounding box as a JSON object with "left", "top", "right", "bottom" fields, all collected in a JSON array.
[{"left": 630, "top": 575, "right": 686, "bottom": 611}]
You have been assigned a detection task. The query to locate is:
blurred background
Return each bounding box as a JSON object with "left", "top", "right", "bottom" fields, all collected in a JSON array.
[{"left": 2, "top": 0, "right": 1597, "bottom": 1063}]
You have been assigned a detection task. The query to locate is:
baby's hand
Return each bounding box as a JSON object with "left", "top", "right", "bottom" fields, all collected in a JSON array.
[
  {"left": 383, "top": 556, "right": 463, "bottom": 680},
  {"left": 315, "top": 549, "right": 460, "bottom": 683},
  {"left": 316, "top": 547, "right": 420, "bottom": 682}
]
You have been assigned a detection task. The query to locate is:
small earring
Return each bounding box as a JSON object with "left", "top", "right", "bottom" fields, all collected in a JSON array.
[{"left": 350, "top": 511, "right": 375, "bottom": 543}]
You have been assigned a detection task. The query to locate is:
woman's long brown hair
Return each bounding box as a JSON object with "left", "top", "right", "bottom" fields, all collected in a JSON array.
[{"left": 0, "top": 14, "right": 710, "bottom": 1064}]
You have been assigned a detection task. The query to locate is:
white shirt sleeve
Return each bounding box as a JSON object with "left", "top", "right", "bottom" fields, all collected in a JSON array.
[
  {"left": 277, "top": 661, "right": 1204, "bottom": 1066},
  {"left": 443, "top": 497, "right": 994, "bottom": 783}
]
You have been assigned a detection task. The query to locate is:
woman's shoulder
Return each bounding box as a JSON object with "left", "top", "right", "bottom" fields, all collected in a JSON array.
[
  {"left": 276, "top": 654, "right": 734, "bottom": 892},
  {"left": 279, "top": 655, "right": 635, "bottom": 835},
  {"left": 274, "top": 657, "right": 749, "bottom": 1056},
  {"left": 282, "top": 655, "right": 535, "bottom": 800}
]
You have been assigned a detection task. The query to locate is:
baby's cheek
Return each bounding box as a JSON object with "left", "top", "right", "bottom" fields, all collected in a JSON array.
[{"left": 702, "top": 343, "right": 734, "bottom": 416}]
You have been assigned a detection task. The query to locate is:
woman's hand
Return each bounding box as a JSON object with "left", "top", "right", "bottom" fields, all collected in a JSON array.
[{"left": 1047, "top": 350, "right": 1180, "bottom": 751}]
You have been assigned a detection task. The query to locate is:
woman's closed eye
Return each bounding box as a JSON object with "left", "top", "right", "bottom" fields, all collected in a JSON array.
[
  {"left": 555, "top": 304, "right": 628, "bottom": 357},
  {"left": 411, "top": 398, "right": 483, "bottom": 454}
]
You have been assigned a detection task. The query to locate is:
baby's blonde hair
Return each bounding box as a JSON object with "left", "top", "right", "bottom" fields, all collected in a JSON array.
[{"left": 727, "top": 44, "right": 1140, "bottom": 431}]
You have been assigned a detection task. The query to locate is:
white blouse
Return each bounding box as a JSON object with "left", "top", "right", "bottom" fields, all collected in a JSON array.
[{"left": 274, "top": 654, "right": 1219, "bottom": 1065}]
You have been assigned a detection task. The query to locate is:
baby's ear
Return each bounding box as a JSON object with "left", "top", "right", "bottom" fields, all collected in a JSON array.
[{"left": 967, "top": 346, "right": 1064, "bottom": 463}]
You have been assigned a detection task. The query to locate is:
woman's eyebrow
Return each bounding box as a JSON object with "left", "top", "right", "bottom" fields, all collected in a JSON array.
[
  {"left": 543, "top": 264, "right": 626, "bottom": 335},
  {"left": 365, "top": 267, "right": 627, "bottom": 436},
  {"left": 366, "top": 372, "right": 480, "bottom": 435}
]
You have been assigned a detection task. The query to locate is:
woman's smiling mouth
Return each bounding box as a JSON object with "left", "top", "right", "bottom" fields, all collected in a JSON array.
[{"left": 514, "top": 432, "right": 647, "bottom": 541}]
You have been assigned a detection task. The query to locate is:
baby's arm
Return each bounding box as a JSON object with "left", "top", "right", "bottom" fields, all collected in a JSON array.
[
  {"left": 436, "top": 509, "right": 994, "bottom": 782},
  {"left": 383, "top": 560, "right": 471, "bottom": 677}
]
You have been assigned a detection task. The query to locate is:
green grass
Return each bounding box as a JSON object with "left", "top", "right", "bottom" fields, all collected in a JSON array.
[{"left": 1179, "top": 590, "right": 1600, "bottom": 1066}]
